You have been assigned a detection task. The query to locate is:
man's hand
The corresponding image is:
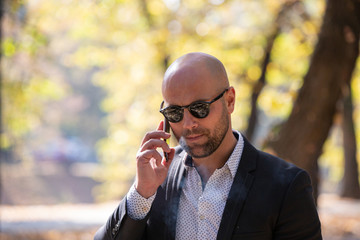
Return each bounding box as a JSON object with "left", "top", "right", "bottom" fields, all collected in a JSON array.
[{"left": 135, "top": 121, "right": 175, "bottom": 198}]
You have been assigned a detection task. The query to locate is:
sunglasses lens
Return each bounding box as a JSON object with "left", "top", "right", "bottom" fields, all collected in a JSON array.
[
  {"left": 163, "top": 107, "right": 183, "bottom": 123},
  {"left": 189, "top": 102, "right": 210, "bottom": 118},
  {"left": 161, "top": 101, "right": 210, "bottom": 122}
]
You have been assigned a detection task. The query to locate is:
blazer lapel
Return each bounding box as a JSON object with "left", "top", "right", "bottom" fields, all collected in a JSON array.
[
  {"left": 164, "top": 149, "right": 187, "bottom": 240},
  {"left": 217, "top": 137, "right": 258, "bottom": 240}
]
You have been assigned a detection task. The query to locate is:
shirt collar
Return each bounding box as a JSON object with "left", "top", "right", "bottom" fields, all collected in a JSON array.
[
  {"left": 182, "top": 130, "right": 244, "bottom": 178},
  {"left": 226, "top": 130, "right": 244, "bottom": 178}
]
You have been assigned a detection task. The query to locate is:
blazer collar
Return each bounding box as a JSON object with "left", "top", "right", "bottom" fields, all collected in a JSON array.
[
  {"left": 164, "top": 147, "right": 187, "bottom": 239},
  {"left": 217, "top": 136, "right": 258, "bottom": 240}
]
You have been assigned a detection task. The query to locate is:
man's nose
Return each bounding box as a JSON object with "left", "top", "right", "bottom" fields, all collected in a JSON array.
[{"left": 182, "top": 109, "right": 198, "bottom": 129}]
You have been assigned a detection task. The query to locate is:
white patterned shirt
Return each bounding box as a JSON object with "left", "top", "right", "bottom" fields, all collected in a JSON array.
[{"left": 127, "top": 131, "right": 244, "bottom": 239}]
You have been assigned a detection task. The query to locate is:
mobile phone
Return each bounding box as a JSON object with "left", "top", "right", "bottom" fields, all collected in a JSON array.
[{"left": 163, "top": 118, "right": 170, "bottom": 162}]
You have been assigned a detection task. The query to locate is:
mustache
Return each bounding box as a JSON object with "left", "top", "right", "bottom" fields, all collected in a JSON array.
[{"left": 182, "top": 128, "right": 209, "bottom": 137}]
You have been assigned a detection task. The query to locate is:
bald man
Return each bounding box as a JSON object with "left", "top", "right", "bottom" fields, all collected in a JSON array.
[{"left": 94, "top": 52, "right": 322, "bottom": 240}]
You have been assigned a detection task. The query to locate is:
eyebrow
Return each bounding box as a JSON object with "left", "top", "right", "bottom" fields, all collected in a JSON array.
[{"left": 162, "top": 88, "right": 229, "bottom": 108}]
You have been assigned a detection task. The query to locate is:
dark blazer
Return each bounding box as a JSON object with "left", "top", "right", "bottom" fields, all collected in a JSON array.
[{"left": 95, "top": 136, "right": 322, "bottom": 240}]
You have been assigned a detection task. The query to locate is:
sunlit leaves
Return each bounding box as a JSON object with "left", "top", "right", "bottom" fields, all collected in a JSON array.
[
  {"left": 2, "top": 28, "right": 47, "bottom": 57},
  {"left": 2, "top": 1, "right": 66, "bottom": 151},
  {"left": 2, "top": 38, "right": 16, "bottom": 57},
  {"left": 67, "top": 45, "right": 115, "bottom": 69},
  {"left": 352, "top": 61, "right": 360, "bottom": 166},
  {"left": 247, "top": 65, "right": 262, "bottom": 81},
  {"left": 148, "top": 0, "right": 168, "bottom": 16},
  {"left": 258, "top": 87, "right": 293, "bottom": 118},
  {"left": 319, "top": 129, "right": 345, "bottom": 182},
  {"left": 6, "top": 0, "right": 357, "bottom": 201},
  {"left": 272, "top": 32, "right": 312, "bottom": 80},
  {"left": 3, "top": 78, "right": 65, "bottom": 148}
]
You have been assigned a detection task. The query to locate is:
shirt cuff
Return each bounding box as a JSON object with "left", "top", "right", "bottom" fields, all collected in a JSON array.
[{"left": 126, "top": 184, "right": 156, "bottom": 220}]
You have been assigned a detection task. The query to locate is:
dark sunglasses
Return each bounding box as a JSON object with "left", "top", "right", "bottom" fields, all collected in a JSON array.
[{"left": 159, "top": 88, "right": 229, "bottom": 123}]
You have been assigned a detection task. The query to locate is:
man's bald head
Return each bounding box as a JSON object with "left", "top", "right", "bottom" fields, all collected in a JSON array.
[{"left": 162, "top": 52, "right": 229, "bottom": 99}]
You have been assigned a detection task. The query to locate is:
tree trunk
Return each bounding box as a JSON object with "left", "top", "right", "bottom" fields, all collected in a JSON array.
[
  {"left": 245, "top": 31, "right": 275, "bottom": 142},
  {"left": 245, "top": 0, "right": 302, "bottom": 142},
  {"left": 340, "top": 82, "right": 360, "bottom": 199},
  {"left": 269, "top": 0, "right": 360, "bottom": 203}
]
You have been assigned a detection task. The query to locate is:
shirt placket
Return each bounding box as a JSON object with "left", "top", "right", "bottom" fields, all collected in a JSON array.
[
  {"left": 190, "top": 168, "right": 206, "bottom": 240},
  {"left": 197, "top": 168, "right": 227, "bottom": 240}
]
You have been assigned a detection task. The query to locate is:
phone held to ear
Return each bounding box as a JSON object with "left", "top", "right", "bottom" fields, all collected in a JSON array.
[{"left": 163, "top": 118, "right": 170, "bottom": 162}]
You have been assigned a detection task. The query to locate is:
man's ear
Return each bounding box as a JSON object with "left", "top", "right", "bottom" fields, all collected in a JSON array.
[{"left": 226, "top": 87, "right": 236, "bottom": 114}]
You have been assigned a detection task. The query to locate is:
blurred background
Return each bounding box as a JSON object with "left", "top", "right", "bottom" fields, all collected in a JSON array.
[{"left": 1, "top": 0, "right": 359, "bottom": 239}]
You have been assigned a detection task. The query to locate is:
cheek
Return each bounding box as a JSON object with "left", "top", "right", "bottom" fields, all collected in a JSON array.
[
  {"left": 206, "top": 104, "right": 224, "bottom": 123},
  {"left": 170, "top": 124, "right": 182, "bottom": 140}
]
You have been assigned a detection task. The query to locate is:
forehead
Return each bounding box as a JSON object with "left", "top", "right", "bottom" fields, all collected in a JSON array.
[{"left": 163, "top": 65, "right": 218, "bottom": 106}]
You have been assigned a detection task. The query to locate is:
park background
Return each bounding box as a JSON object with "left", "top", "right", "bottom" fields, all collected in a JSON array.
[{"left": 1, "top": 0, "right": 360, "bottom": 239}]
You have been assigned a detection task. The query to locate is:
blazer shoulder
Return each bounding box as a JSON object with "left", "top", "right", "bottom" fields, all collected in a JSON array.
[
  {"left": 254, "top": 148, "right": 309, "bottom": 187},
  {"left": 241, "top": 136, "right": 305, "bottom": 180}
]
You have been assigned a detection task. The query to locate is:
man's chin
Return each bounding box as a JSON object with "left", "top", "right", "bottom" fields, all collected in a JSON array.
[
  {"left": 180, "top": 138, "right": 210, "bottom": 158},
  {"left": 183, "top": 145, "right": 211, "bottom": 158}
]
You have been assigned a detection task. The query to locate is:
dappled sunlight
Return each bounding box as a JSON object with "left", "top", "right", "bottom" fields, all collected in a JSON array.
[{"left": 2, "top": 0, "right": 359, "bottom": 239}]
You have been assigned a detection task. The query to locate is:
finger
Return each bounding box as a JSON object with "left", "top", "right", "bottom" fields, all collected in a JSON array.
[
  {"left": 140, "top": 138, "right": 171, "bottom": 153},
  {"left": 140, "top": 130, "right": 171, "bottom": 146},
  {"left": 137, "top": 149, "right": 163, "bottom": 165},
  {"left": 151, "top": 148, "right": 170, "bottom": 169},
  {"left": 157, "top": 120, "right": 164, "bottom": 131}
]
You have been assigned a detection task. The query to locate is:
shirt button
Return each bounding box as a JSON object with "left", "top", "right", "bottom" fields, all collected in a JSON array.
[
  {"left": 199, "top": 215, "right": 205, "bottom": 220},
  {"left": 142, "top": 206, "right": 149, "bottom": 212},
  {"left": 198, "top": 181, "right": 202, "bottom": 187}
]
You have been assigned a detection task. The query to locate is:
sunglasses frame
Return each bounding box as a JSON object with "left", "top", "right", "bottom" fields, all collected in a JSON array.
[{"left": 160, "top": 88, "right": 229, "bottom": 123}]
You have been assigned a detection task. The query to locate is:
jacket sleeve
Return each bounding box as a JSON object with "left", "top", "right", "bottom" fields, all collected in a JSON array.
[
  {"left": 94, "top": 197, "right": 148, "bottom": 240},
  {"left": 274, "top": 170, "right": 322, "bottom": 240}
]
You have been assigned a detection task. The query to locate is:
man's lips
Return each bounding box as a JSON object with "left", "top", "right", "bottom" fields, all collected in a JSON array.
[{"left": 185, "top": 134, "right": 204, "bottom": 142}]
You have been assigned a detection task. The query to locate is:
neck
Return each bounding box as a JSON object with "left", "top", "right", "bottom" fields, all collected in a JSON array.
[{"left": 192, "top": 129, "right": 237, "bottom": 184}]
